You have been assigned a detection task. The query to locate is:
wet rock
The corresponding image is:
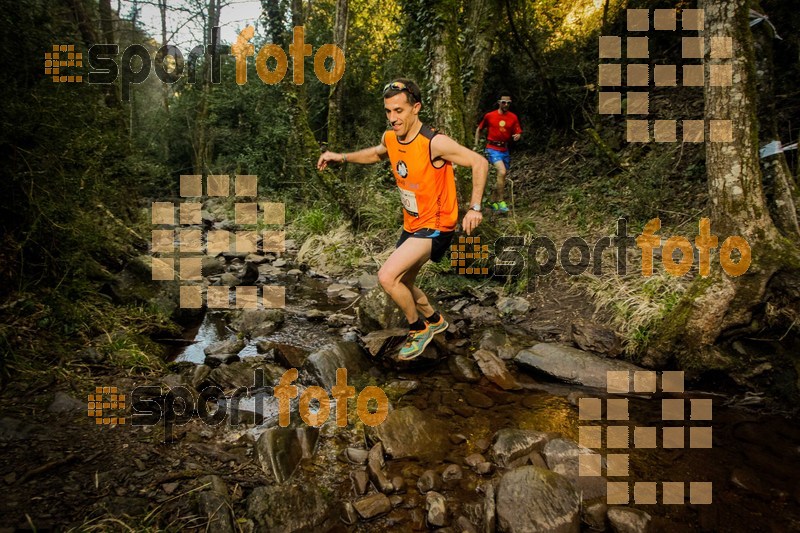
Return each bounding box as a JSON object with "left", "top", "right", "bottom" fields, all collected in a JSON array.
[
  {"left": 255, "top": 427, "right": 319, "bottom": 483},
  {"left": 426, "top": 491, "right": 448, "bottom": 527},
  {"left": 449, "top": 355, "right": 481, "bottom": 383},
  {"left": 456, "top": 515, "right": 479, "bottom": 533},
  {"left": 491, "top": 429, "right": 553, "bottom": 468},
  {"left": 475, "top": 438, "right": 491, "bottom": 454},
  {"left": 471, "top": 350, "right": 521, "bottom": 390},
  {"left": 496, "top": 296, "right": 530, "bottom": 315},
  {"left": 345, "top": 447, "right": 369, "bottom": 465},
  {"left": 198, "top": 492, "right": 235, "bottom": 533},
  {"left": 162, "top": 482, "right": 179, "bottom": 495},
  {"left": 245, "top": 253, "right": 268, "bottom": 264},
  {"left": 248, "top": 481, "right": 335, "bottom": 532},
  {"left": 496, "top": 466, "right": 580, "bottom": 533},
  {"left": 257, "top": 342, "right": 309, "bottom": 368},
  {"left": 219, "top": 272, "right": 240, "bottom": 286},
  {"left": 480, "top": 329, "right": 520, "bottom": 360},
  {"left": 202, "top": 256, "right": 226, "bottom": 276},
  {"left": 482, "top": 482, "right": 496, "bottom": 533},
  {"left": 515, "top": 343, "right": 642, "bottom": 389},
  {"left": 463, "top": 389, "right": 495, "bottom": 409},
  {"left": 475, "top": 462, "right": 495, "bottom": 475},
  {"left": 207, "top": 363, "right": 279, "bottom": 391},
  {"left": 452, "top": 404, "right": 476, "bottom": 418},
  {"left": 191, "top": 365, "right": 212, "bottom": 388},
  {"left": 358, "top": 287, "right": 406, "bottom": 332},
  {"left": 287, "top": 268, "right": 303, "bottom": 277},
  {"left": 351, "top": 470, "right": 369, "bottom": 496},
  {"left": 203, "top": 338, "right": 245, "bottom": 366},
  {"left": 410, "top": 508, "right": 426, "bottom": 530},
  {"left": 417, "top": 470, "right": 443, "bottom": 493},
  {"left": 368, "top": 442, "right": 394, "bottom": 494},
  {"left": 606, "top": 507, "right": 651, "bottom": 533},
  {"left": 258, "top": 263, "right": 282, "bottom": 277},
  {"left": 240, "top": 261, "right": 260, "bottom": 285},
  {"left": 339, "top": 289, "right": 359, "bottom": 299},
  {"left": 327, "top": 312, "right": 357, "bottom": 327},
  {"left": 341, "top": 501, "right": 359, "bottom": 525},
  {"left": 369, "top": 406, "right": 450, "bottom": 461},
  {"left": 361, "top": 328, "right": 408, "bottom": 357},
  {"left": 581, "top": 499, "right": 607, "bottom": 531},
  {"left": 544, "top": 439, "right": 607, "bottom": 501},
  {"left": 354, "top": 493, "right": 392, "bottom": 519},
  {"left": 383, "top": 380, "right": 420, "bottom": 401},
  {"left": 304, "top": 309, "right": 330, "bottom": 321},
  {"left": 48, "top": 392, "right": 84, "bottom": 413},
  {"left": 450, "top": 433, "right": 468, "bottom": 445},
  {"left": 326, "top": 283, "right": 349, "bottom": 297},
  {"left": 392, "top": 476, "right": 407, "bottom": 493},
  {"left": 571, "top": 320, "right": 621, "bottom": 357},
  {"left": 304, "top": 341, "right": 371, "bottom": 389},
  {"left": 466, "top": 453, "right": 487, "bottom": 468},
  {"left": 387, "top": 495, "right": 403, "bottom": 508},
  {"left": 231, "top": 308, "right": 284, "bottom": 337}
]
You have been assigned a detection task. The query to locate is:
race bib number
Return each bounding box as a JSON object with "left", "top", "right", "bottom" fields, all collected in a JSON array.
[{"left": 399, "top": 188, "right": 419, "bottom": 217}]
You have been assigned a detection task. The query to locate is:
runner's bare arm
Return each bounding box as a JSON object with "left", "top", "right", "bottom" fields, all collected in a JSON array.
[
  {"left": 431, "top": 134, "right": 488, "bottom": 235},
  {"left": 316, "top": 136, "right": 388, "bottom": 170}
]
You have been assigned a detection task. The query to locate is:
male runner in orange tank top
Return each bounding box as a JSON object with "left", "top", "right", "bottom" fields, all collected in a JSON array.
[{"left": 317, "top": 79, "right": 488, "bottom": 359}]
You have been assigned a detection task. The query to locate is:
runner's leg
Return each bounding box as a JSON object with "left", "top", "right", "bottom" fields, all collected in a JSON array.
[
  {"left": 378, "top": 237, "right": 432, "bottom": 323},
  {"left": 400, "top": 260, "right": 435, "bottom": 319},
  {"left": 493, "top": 160, "right": 507, "bottom": 203}
]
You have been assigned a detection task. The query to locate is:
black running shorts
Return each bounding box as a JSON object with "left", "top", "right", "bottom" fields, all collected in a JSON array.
[{"left": 395, "top": 228, "right": 456, "bottom": 263}]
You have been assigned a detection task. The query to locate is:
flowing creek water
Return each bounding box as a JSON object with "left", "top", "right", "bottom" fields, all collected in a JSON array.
[{"left": 172, "top": 274, "right": 800, "bottom": 532}]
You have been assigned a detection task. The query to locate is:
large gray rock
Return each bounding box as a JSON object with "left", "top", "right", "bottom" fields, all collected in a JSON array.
[
  {"left": 472, "top": 349, "right": 521, "bottom": 390},
  {"left": 543, "top": 439, "right": 607, "bottom": 501},
  {"left": 606, "top": 507, "right": 651, "bottom": 533},
  {"left": 353, "top": 493, "right": 392, "bottom": 519},
  {"left": 480, "top": 329, "right": 521, "bottom": 360},
  {"left": 48, "top": 392, "right": 85, "bottom": 413},
  {"left": 361, "top": 328, "right": 407, "bottom": 357},
  {"left": 255, "top": 427, "right": 319, "bottom": 483},
  {"left": 496, "top": 466, "right": 580, "bottom": 533},
  {"left": 203, "top": 338, "right": 245, "bottom": 366},
  {"left": 368, "top": 406, "right": 449, "bottom": 461},
  {"left": 357, "top": 287, "right": 406, "bottom": 332},
  {"left": 571, "top": 320, "right": 621, "bottom": 357},
  {"left": 303, "top": 341, "right": 371, "bottom": 389},
  {"left": 491, "top": 429, "right": 554, "bottom": 468},
  {"left": 230, "top": 308, "right": 284, "bottom": 337},
  {"left": 426, "top": 491, "right": 449, "bottom": 527},
  {"left": 247, "top": 480, "right": 335, "bottom": 532},
  {"left": 515, "top": 343, "right": 641, "bottom": 389},
  {"left": 449, "top": 355, "right": 481, "bottom": 383},
  {"left": 496, "top": 296, "right": 530, "bottom": 315}
]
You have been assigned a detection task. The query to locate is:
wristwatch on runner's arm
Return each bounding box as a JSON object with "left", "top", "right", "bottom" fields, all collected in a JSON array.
[{"left": 470, "top": 204, "right": 482, "bottom": 212}]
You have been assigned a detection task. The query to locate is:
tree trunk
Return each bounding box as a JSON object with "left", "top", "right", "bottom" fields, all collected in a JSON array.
[
  {"left": 428, "top": 0, "right": 466, "bottom": 144},
  {"left": 326, "top": 0, "right": 348, "bottom": 148},
  {"left": 463, "top": 0, "right": 501, "bottom": 137},
  {"left": 193, "top": 0, "right": 219, "bottom": 175},
  {"left": 751, "top": 3, "right": 800, "bottom": 238},
  {"left": 647, "top": 0, "right": 799, "bottom": 369}
]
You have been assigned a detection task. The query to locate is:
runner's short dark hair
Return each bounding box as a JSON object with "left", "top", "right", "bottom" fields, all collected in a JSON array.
[{"left": 384, "top": 78, "right": 422, "bottom": 106}]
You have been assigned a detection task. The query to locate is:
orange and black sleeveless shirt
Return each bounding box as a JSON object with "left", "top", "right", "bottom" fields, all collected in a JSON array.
[{"left": 384, "top": 124, "right": 458, "bottom": 233}]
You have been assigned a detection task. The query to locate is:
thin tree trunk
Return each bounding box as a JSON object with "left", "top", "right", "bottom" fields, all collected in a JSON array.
[
  {"left": 326, "top": 0, "right": 348, "bottom": 148},
  {"left": 752, "top": 3, "right": 800, "bottom": 239},
  {"left": 463, "top": 0, "right": 501, "bottom": 138},
  {"left": 428, "top": 0, "right": 466, "bottom": 144}
]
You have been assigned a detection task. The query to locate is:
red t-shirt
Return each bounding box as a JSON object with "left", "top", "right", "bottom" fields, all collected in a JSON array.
[{"left": 478, "top": 110, "right": 522, "bottom": 152}]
